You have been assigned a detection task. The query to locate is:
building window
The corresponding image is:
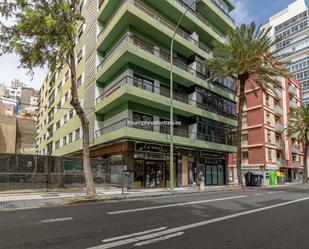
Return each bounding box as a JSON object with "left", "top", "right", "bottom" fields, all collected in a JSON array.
[
  {"left": 57, "top": 83, "right": 62, "bottom": 93},
  {"left": 267, "top": 130, "right": 271, "bottom": 142},
  {"left": 69, "top": 133, "right": 73, "bottom": 143},
  {"left": 77, "top": 50, "right": 83, "bottom": 63},
  {"left": 63, "top": 114, "right": 68, "bottom": 124},
  {"left": 75, "top": 128, "right": 80, "bottom": 140},
  {"left": 132, "top": 112, "right": 153, "bottom": 131},
  {"left": 268, "top": 149, "right": 272, "bottom": 161},
  {"left": 77, "top": 75, "right": 82, "bottom": 88},
  {"left": 56, "top": 101, "right": 61, "bottom": 110},
  {"left": 65, "top": 71, "right": 69, "bottom": 81},
  {"left": 56, "top": 121, "right": 60, "bottom": 130},
  {"left": 242, "top": 151, "right": 248, "bottom": 159},
  {"left": 265, "top": 95, "right": 270, "bottom": 106},
  {"left": 55, "top": 140, "right": 60, "bottom": 149},
  {"left": 65, "top": 92, "right": 68, "bottom": 102},
  {"left": 77, "top": 24, "right": 83, "bottom": 41},
  {"left": 69, "top": 109, "right": 74, "bottom": 119},
  {"left": 63, "top": 136, "right": 67, "bottom": 146}
]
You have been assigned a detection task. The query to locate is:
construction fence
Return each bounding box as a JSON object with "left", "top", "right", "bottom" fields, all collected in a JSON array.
[{"left": 0, "top": 153, "right": 127, "bottom": 191}]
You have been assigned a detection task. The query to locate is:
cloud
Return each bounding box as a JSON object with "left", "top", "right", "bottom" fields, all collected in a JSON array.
[{"left": 230, "top": 0, "right": 253, "bottom": 25}]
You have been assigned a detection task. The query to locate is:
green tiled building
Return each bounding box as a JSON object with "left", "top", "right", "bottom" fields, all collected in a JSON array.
[{"left": 36, "top": 0, "right": 237, "bottom": 188}]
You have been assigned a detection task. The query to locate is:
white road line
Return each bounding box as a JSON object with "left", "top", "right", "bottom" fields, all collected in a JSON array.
[
  {"left": 134, "top": 232, "right": 184, "bottom": 247},
  {"left": 102, "top": 227, "right": 167, "bottom": 243},
  {"left": 107, "top": 195, "right": 247, "bottom": 214},
  {"left": 253, "top": 193, "right": 262, "bottom": 196},
  {"left": 267, "top": 192, "right": 274, "bottom": 194},
  {"left": 41, "top": 217, "right": 73, "bottom": 223},
  {"left": 88, "top": 196, "right": 309, "bottom": 249}
]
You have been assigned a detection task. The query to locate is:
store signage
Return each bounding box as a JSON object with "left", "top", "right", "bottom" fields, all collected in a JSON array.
[{"left": 265, "top": 165, "right": 279, "bottom": 170}]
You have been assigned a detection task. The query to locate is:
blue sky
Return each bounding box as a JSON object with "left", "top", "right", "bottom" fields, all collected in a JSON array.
[
  {"left": 0, "top": 0, "right": 307, "bottom": 90},
  {"left": 230, "top": 0, "right": 309, "bottom": 26}
]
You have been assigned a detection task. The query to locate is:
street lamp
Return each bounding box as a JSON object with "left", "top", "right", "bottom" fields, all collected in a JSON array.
[{"left": 170, "top": 0, "right": 200, "bottom": 191}]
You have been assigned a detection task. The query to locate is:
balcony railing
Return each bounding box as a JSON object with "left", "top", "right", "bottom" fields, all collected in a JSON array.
[
  {"left": 277, "top": 158, "right": 287, "bottom": 168},
  {"left": 97, "top": 0, "right": 211, "bottom": 55},
  {"left": 209, "top": 0, "right": 235, "bottom": 23},
  {"left": 96, "top": 75, "right": 237, "bottom": 119},
  {"left": 273, "top": 88, "right": 282, "bottom": 99},
  {"left": 289, "top": 100, "right": 298, "bottom": 109},
  {"left": 97, "top": 34, "right": 236, "bottom": 93},
  {"left": 292, "top": 145, "right": 301, "bottom": 154},
  {"left": 293, "top": 161, "right": 301, "bottom": 168},
  {"left": 95, "top": 118, "right": 236, "bottom": 146},
  {"left": 276, "top": 141, "right": 285, "bottom": 150},
  {"left": 275, "top": 122, "right": 284, "bottom": 133},
  {"left": 274, "top": 105, "right": 283, "bottom": 116},
  {"left": 176, "top": 0, "right": 225, "bottom": 38},
  {"left": 289, "top": 85, "right": 297, "bottom": 95}
]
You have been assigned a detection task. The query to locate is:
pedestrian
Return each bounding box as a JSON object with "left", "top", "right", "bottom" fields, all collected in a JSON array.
[{"left": 198, "top": 170, "right": 205, "bottom": 191}]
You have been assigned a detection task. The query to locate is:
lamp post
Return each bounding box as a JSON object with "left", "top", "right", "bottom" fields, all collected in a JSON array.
[{"left": 170, "top": 0, "right": 199, "bottom": 191}]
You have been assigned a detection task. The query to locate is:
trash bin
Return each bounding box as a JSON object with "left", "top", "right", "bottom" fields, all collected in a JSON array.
[{"left": 276, "top": 172, "right": 285, "bottom": 185}]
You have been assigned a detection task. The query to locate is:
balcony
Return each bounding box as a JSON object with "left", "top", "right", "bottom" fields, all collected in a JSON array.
[
  {"left": 273, "top": 88, "right": 282, "bottom": 99},
  {"left": 276, "top": 141, "right": 285, "bottom": 150},
  {"left": 289, "top": 85, "right": 297, "bottom": 95},
  {"left": 289, "top": 100, "right": 298, "bottom": 109},
  {"left": 276, "top": 158, "right": 287, "bottom": 168},
  {"left": 292, "top": 144, "right": 301, "bottom": 154},
  {"left": 97, "top": 34, "right": 236, "bottom": 95},
  {"left": 95, "top": 119, "right": 236, "bottom": 151},
  {"left": 96, "top": 75, "right": 237, "bottom": 120},
  {"left": 97, "top": 0, "right": 212, "bottom": 57},
  {"left": 275, "top": 122, "right": 284, "bottom": 133},
  {"left": 293, "top": 161, "right": 301, "bottom": 168},
  {"left": 274, "top": 105, "right": 283, "bottom": 116}
]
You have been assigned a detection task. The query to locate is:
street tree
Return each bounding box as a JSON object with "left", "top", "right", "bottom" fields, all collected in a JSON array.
[
  {"left": 0, "top": 0, "right": 96, "bottom": 197},
  {"left": 204, "top": 22, "right": 292, "bottom": 186},
  {"left": 286, "top": 106, "right": 309, "bottom": 183}
]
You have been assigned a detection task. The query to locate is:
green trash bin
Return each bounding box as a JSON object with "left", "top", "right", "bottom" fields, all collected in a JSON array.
[{"left": 269, "top": 171, "right": 278, "bottom": 186}]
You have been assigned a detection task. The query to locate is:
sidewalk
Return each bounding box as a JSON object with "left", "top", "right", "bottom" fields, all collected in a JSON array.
[{"left": 0, "top": 182, "right": 304, "bottom": 211}]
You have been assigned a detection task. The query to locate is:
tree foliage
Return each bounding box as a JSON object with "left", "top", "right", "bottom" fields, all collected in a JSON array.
[
  {"left": 0, "top": 0, "right": 82, "bottom": 73},
  {"left": 205, "top": 22, "right": 292, "bottom": 93}
]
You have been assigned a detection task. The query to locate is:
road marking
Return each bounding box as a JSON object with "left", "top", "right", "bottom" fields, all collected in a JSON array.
[
  {"left": 134, "top": 232, "right": 184, "bottom": 246},
  {"left": 253, "top": 193, "right": 262, "bottom": 196},
  {"left": 88, "top": 196, "right": 309, "bottom": 249},
  {"left": 102, "top": 227, "right": 167, "bottom": 243},
  {"left": 41, "top": 217, "right": 73, "bottom": 223},
  {"left": 267, "top": 192, "right": 274, "bottom": 194},
  {"left": 107, "top": 195, "right": 247, "bottom": 214}
]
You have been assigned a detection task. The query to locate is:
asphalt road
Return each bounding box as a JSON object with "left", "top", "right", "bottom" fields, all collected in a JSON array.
[{"left": 2, "top": 185, "right": 309, "bottom": 249}]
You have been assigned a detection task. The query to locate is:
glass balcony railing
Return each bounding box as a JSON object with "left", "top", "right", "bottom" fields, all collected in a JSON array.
[
  {"left": 95, "top": 118, "right": 236, "bottom": 146},
  {"left": 97, "top": 0, "right": 212, "bottom": 55},
  {"left": 289, "top": 100, "right": 298, "bottom": 109},
  {"left": 209, "top": 0, "right": 235, "bottom": 23},
  {"left": 176, "top": 0, "right": 225, "bottom": 38},
  {"left": 97, "top": 34, "right": 236, "bottom": 93},
  {"left": 274, "top": 105, "right": 283, "bottom": 116},
  {"left": 96, "top": 75, "right": 237, "bottom": 120},
  {"left": 276, "top": 158, "right": 286, "bottom": 167},
  {"left": 276, "top": 141, "right": 284, "bottom": 150},
  {"left": 292, "top": 144, "right": 301, "bottom": 154},
  {"left": 275, "top": 122, "right": 284, "bottom": 133},
  {"left": 273, "top": 88, "right": 282, "bottom": 99},
  {"left": 293, "top": 161, "right": 301, "bottom": 168},
  {"left": 289, "top": 85, "right": 297, "bottom": 95}
]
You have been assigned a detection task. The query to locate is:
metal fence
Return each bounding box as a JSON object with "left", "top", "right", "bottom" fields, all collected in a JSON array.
[{"left": 0, "top": 153, "right": 124, "bottom": 192}]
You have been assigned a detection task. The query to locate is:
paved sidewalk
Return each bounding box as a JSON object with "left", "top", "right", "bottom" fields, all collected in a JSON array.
[{"left": 0, "top": 182, "right": 303, "bottom": 211}]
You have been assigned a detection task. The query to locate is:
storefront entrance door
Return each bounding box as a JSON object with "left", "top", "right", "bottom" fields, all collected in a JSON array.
[
  {"left": 145, "top": 161, "right": 165, "bottom": 188},
  {"left": 204, "top": 164, "right": 225, "bottom": 185}
]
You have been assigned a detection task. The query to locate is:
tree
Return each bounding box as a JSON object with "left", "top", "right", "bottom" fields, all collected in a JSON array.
[
  {"left": 204, "top": 22, "right": 291, "bottom": 187},
  {"left": 286, "top": 106, "right": 309, "bottom": 183},
  {"left": 0, "top": 0, "right": 96, "bottom": 198}
]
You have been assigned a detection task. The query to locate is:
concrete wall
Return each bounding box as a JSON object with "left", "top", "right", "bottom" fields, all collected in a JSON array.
[
  {"left": 0, "top": 116, "right": 17, "bottom": 153},
  {"left": 16, "top": 118, "right": 37, "bottom": 154}
]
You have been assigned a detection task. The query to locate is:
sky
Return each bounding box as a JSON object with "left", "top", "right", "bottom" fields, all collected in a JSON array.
[{"left": 0, "top": 0, "right": 307, "bottom": 90}]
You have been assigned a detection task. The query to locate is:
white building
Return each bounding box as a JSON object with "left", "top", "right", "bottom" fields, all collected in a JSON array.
[
  {"left": 8, "top": 87, "right": 22, "bottom": 99},
  {"left": 264, "top": 0, "right": 309, "bottom": 104}
]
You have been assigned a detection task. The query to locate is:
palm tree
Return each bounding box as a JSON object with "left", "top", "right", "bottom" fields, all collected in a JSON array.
[
  {"left": 204, "top": 22, "right": 292, "bottom": 187},
  {"left": 286, "top": 106, "right": 309, "bottom": 183}
]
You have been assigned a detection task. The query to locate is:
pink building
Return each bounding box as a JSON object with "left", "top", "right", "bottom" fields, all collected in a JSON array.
[{"left": 229, "top": 77, "right": 304, "bottom": 184}]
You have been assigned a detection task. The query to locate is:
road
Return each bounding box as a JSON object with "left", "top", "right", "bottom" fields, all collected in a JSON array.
[{"left": 1, "top": 185, "right": 309, "bottom": 249}]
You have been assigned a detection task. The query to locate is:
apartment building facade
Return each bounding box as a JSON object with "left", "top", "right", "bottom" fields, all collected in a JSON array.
[
  {"left": 264, "top": 0, "right": 309, "bottom": 104},
  {"left": 36, "top": 0, "right": 237, "bottom": 188},
  {"left": 229, "top": 77, "right": 304, "bottom": 183}
]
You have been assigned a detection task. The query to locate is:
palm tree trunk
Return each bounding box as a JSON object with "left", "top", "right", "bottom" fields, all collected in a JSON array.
[
  {"left": 69, "top": 50, "right": 96, "bottom": 198},
  {"left": 236, "top": 75, "right": 247, "bottom": 187},
  {"left": 304, "top": 138, "right": 308, "bottom": 183}
]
